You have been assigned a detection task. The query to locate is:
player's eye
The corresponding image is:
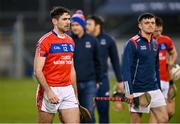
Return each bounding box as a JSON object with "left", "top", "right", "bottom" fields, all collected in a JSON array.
[
  {"left": 144, "top": 21, "right": 155, "bottom": 25},
  {"left": 151, "top": 22, "right": 155, "bottom": 25},
  {"left": 144, "top": 22, "right": 150, "bottom": 24},
  {"left": 62, "top": 18, "right": 70, "bottom": 21}
]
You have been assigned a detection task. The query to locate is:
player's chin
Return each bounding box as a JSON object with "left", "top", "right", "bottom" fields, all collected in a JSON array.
[
  {"left": 72, "top": 31, "right": 79, "bottom": 35},
  {"left": 149, "top": 29, "right": 155, "bottom": 33},
  {"left": 64, "top": 26, "right": 70, "bottom": 31},
  {"left": 86, "top": 29, "right": 91, "bottom": 34},
  {"left": 147, "top": 31, "right": 154, "bottom": 34}
]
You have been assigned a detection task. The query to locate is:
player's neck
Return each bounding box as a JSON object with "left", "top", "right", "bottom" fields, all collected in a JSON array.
[
  {"left": 77, "top": 30, "right": 84, "bottom": 38},
  {"left": 156, "top": 34, "right": 162, "bottom": 39},
  {"left": 141, "top": 31, "right": 152, "bottom": 42},
  {"left": 53, "top": 28, "right": 65, "bottom": 38},
  {"left": 93, "top": 28, "right": 100, "bottom": 37}
]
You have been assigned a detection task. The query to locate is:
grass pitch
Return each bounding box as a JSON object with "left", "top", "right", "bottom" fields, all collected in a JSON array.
[{"left": 0, "top": 78, "right": 180, "bottom": 123}]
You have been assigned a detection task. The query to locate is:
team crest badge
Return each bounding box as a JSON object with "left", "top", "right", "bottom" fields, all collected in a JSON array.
[
  {"left": 140, "top": 45, "right": 147, "bottom": 50},
  {"left": 100, "top": 39, "right": 106, "bottom": 45},
  {"left": 85, "top": 41, "right": 91, "bottom": 48},
  {"left": 160, "top": 43, "right": 166, "bottom": 50}
]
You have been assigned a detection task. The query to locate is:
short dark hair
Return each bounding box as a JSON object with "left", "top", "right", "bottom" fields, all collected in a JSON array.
[
  {"left": 155, "top": 17, "right": 163, "bottom": 27},
  {"left": 87, "top": 15, "right": 104, "bottom": 32},
  {"left": 50, "top": 6, "right": 71, "bottom": 19},
  {"left": 138, "top": 13, "right": 155, "bottom": 23}
]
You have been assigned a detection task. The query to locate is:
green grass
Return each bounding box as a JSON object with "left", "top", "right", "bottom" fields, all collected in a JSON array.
[
  {"left": 0, "top": 78, "right": 180, "bottom": 123},
  {"left": 0, "top": 78, "right": 37, "bottom": 123}
]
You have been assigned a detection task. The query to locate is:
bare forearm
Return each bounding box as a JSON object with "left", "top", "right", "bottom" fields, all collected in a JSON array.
[
  {"left": 71, "top": 73, "right": 78, "bottom": 97},
  {"left": 169, "top": 55, "right": 177, "bottom": 65},
  {"left": 71, "top": 66, "right": 78, "bottom": 97},
  {"left": 35, "top": 71, "right": 50, "bottom": 93},
  {"left": 169, "top": 48, "right": 177, "bottom": 65}
]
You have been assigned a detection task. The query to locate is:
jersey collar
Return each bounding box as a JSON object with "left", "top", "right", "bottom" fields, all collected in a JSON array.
[{"left": 52, "top": 30, "right": 65, "bottom": 39}]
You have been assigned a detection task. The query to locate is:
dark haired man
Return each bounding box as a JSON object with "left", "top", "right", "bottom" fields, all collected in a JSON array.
[
  {"left": 149, "top": 16, "right": 177, "bottom": 122},
  {"left": 86, "top": 15, "right": 124, "bottom": 123},
  {"left": 122, "top": 13, "right": 168, "bottom": 123},
  {"left": 70, "top": 10, "right": 103, "bottom": 123},
  {"left": 34, "top": 6, "right": 79, "bottom": 123}
]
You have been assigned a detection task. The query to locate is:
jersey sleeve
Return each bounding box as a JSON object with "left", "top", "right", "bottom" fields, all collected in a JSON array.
[
  {"left": 155, "top": 48, "right": 161, "bottom": 89},
  {"left": 108, "top": 37, "right": 122, "bottom": 82},
  {"left": 35, "top": 38, "right": 49, "bottom": 57},
  {"left": 166, "top": 36, "right": 174, "bottom": 52},
  {"left": 93, "top": 38, "right": 103, "bottom": 82},
  {"left": 122, "top": 40, "right": 137, "bottom": 95}
]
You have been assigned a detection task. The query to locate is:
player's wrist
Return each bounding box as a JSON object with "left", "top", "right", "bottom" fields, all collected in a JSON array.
[{"left": 45, "top": 86, "right": 52, "bottom": 94}]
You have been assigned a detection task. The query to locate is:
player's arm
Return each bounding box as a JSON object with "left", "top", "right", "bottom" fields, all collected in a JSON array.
[
  {"left": 71, "top": 59, "right": 78, "bottom": 98},
  {"left": 34, "top": 53, "right": 59, "bottom": 104},
  {"left": 155, "top": 48, "right": 161, "bottom": 89},
  {"left": 108, "top": 37, "right": 124, "bottom": 92},
  {"left": 93, "top": 38, "right": 103, "bottom": 83},
  {"left": 122, "top": 41, "right": 136, "bottom": 103},
  {"left": 169, "top": 46, "right": 177, "bottom": 66}
]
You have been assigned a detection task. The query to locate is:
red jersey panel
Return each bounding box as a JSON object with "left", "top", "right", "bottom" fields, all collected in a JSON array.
[
  {"left": 35, "top": 31, "right": 75, "bottom": 86},
  {"left": 157, "top": 35, "right": 174, "bottom": 81}
]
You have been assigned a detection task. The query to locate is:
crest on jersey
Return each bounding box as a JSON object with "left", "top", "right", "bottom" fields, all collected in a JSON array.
[
  {"left": 160, "top": 43, "right": 166, "bottom": 50},
  {"left": 100, "top": 39, "right": 106, "bottom": 45},
  {"left": 69, "top": 44, "right": 74, "bottom": 51},
  {"left": 140, "top": 45, "right": 147, "bottom": 50},
  {"left": 85, "top": 41, "right": 91, "bottom": 48}
]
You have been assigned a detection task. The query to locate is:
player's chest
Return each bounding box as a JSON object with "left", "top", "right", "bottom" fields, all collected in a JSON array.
[{"left": 136, "top": 41, "right": 158, "bottom": 58}]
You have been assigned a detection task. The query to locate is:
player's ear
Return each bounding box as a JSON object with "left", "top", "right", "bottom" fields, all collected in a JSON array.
[
  {"left": 52, "top": 18, "right": 58, "bottom": 25},
  {"left": 138, "top": 23, "right": 142, "bottom": 30},
  {"left": 95, "top": 24, "right": 100, "bottom": 31},
  {"left": 160, "top": 26, "right": 163, "bottom": 33},
  {"left": 97, "top": 24, "right": 100, "bottom": 29}
]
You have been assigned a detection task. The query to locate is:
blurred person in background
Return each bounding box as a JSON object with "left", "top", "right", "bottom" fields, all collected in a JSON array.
[
  {"left": 70, "top": 10, "right": 103, "bottom": 123},
  {"left": 33, "top": 6, "right": 79, "bottom": 123},
  {"left": 86, "top": 15, "right": 124, "bottom": 123},
  {"left": 121, "top": 13, "right": 168, "bottom": 123},
  {"left": 149, "top": 16, "right": 177, "bottom": 122}
]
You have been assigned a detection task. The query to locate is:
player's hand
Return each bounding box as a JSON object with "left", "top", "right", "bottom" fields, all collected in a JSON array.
[
  {"left": 116, "top": 82, "right": 125, "bottom": 93},
  {"left": 168, "top": 61, "right": 175, "bottom": 67},
  {"left": 113, "top": 101, "right": 124, "bottom": 111},
  {"left": 125, "top": 94, "right": 134, "bottom": 104},
  {"left": 96, "top": 82, "right": 102, "bottom": 89},
  {"left": 93, "top": 97, "right": 96, "bottom": 107},
  {"left": 46, "top": 89, "right": 59, "bottom": 104}
]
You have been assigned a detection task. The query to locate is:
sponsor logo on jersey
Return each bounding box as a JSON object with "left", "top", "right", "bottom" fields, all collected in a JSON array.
[
  {"left": 50, "top": 43, "right": 74, "bottom": 53},
  {"left": 54, "top": 55, "right": 72, "bottom": 65},
  {"left": 159, "top": 52, "right": 166, "bottom": 60}
]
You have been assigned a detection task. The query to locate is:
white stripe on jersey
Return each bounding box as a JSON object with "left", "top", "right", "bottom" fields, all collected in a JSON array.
[
  {"left": 124, "top": 81, "right": 130, "bottom": 96},
  {"left": 38, "top": 32, "right": 52, "bottom": 45},
  {"left": 132, "top": 59, "right": 139, "bottom": 84},
  {"left": 35, "top": 32, "right": 52, "bottom": 56}
]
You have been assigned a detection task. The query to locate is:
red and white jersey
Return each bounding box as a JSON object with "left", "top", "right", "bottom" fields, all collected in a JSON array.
[
  {"left": 157, "top": 35, "right": 174, "bottom": 81},
  {"left": 35, "top": 31, "right": 75, "bottom": 86}
]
